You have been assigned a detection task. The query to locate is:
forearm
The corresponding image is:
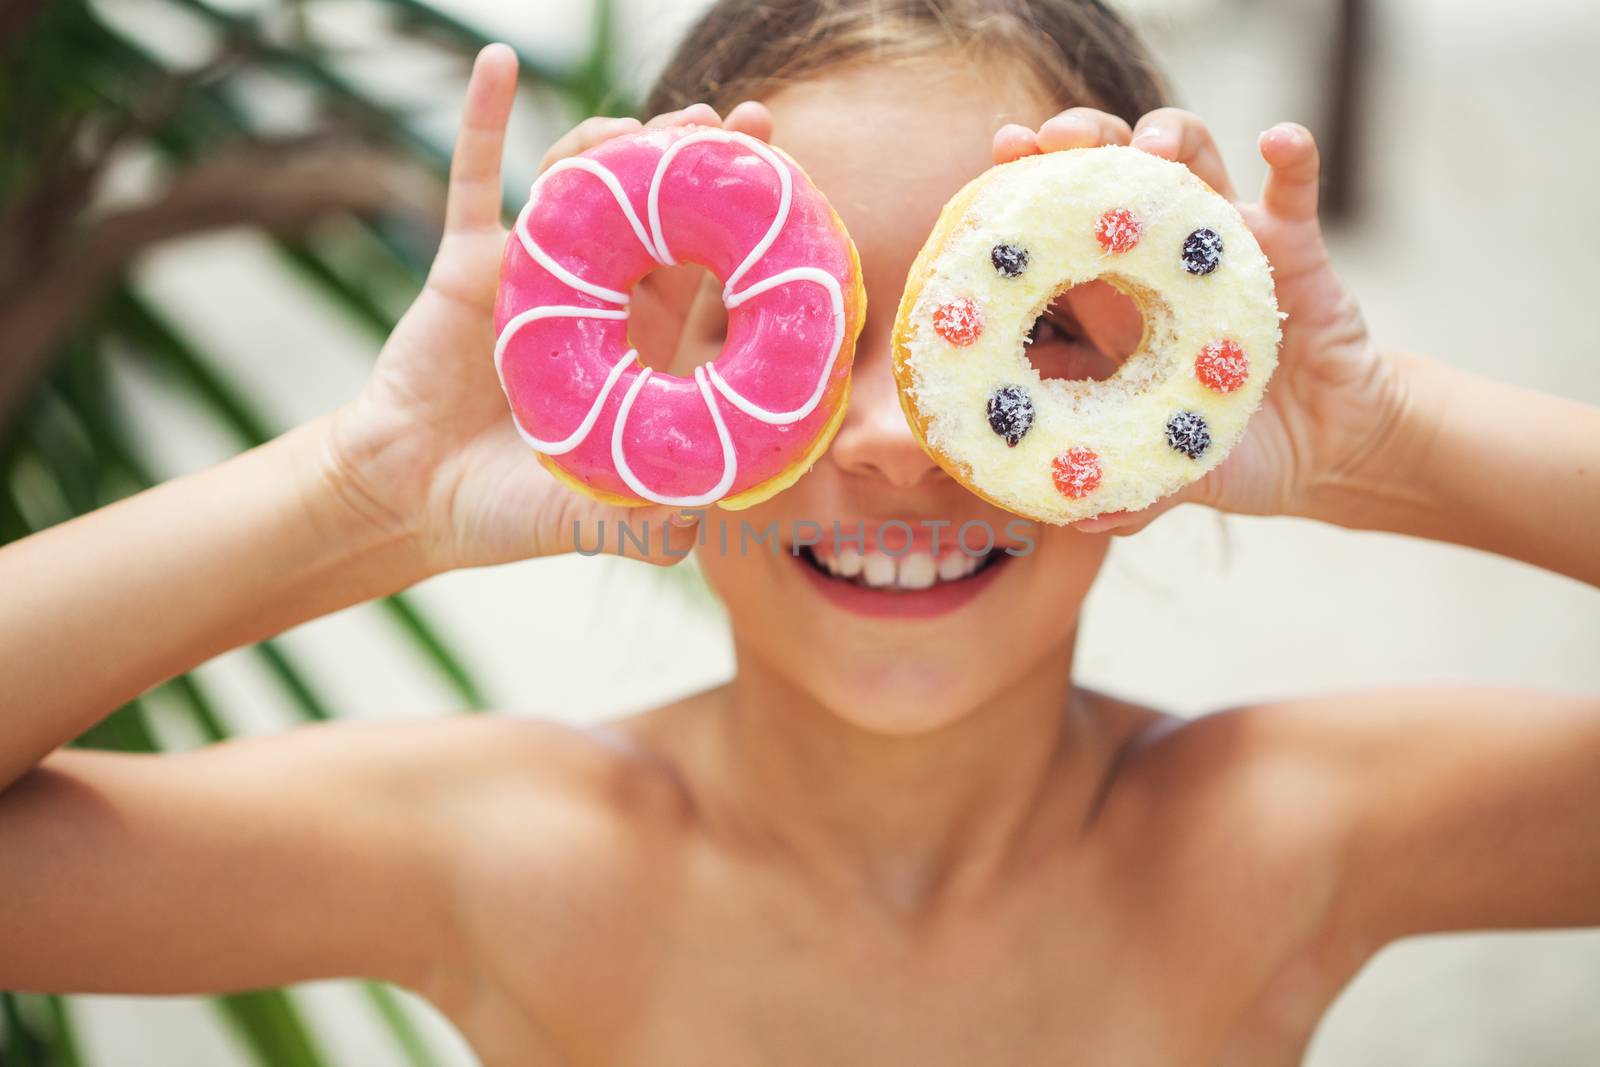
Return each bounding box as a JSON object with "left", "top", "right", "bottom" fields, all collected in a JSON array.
[
  {"left": 1303, "top": 351, "right": 1600, "bottom": 585},
  {"left": 0, "top": 413, "right": 431, "bottom": 788}
]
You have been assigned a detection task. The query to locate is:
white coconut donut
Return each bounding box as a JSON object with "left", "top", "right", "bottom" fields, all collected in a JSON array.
[{"left": 892, "top": 144, "right": 1282, "bottom": 524}]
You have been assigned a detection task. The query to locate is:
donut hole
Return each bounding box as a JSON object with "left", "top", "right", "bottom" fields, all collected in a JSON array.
[
  {"left": 628, "top": 262, "right": 726, "bottom": 375},
  {"left": 1024, "top": 279, "right": 1143, "bottom": 383}
]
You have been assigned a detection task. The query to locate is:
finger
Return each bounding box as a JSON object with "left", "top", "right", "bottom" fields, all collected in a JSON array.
[
  {"left": 645, "top": 103, "right": 722, "bottom": 129},
  {"left": 651, "top": 507, "right": 704, "bottom": 566},
  {"left": 538, "top": 115, "right": 643, "bottom": 173},
  {"left": 632, "top": 506, "right": 702, "bottom": 566},
  {"left": 1258, "top": 122, "right": 1322, "bottom": 222},
  {"left": 564, "top": 506, "right": 703, "bottom": 567},
  {"left": 445, "top": 43, "right": 519, "bottom": 234},
  {"left": 1062, "top": 280, "right": 1143, "bottom": 361},
  {"left": 724, "top": 100, "right": 773, "bottom": 141},
  {"left": 1069, "top": 480, "right": 1203, "bottom": 535},
  {"left": 1070, "top": 509, "right": 1139, "bottom": 535},
  {"left": 1036, "top": 108, "right": 1133, "bottom": 153},
  {"left": 993, "top": 122, "right": 1041, "bottom": 164},
  {"left": 1070, "top": 502, "right": 1171, "bottom": 537},
  {"left": 1130, "top": 107, "right": 1238, "bottom": 200}
]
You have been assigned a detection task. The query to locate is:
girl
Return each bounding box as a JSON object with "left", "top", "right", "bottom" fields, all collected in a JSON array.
[{"left": 4, "top": 1, "right": 1598, "bottom": 1063}]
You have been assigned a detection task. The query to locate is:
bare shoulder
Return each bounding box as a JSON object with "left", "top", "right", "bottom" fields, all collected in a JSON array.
[
  {"left": 376, "top": 707, "right": 689, "bottom": 803},
  {"left": 382, "top": 700, "right": 703, "bottom": 879},
  {"left": 1112, "top": 695, "right": 1341, "bottom": 787},
  {"left": 1107, "top": 682, "right": 1596, "bottom": 831},
  {"left": 419, "top": 693, "right": 716, "bottom": 1018},
  {"left": 1093, "top": 683, "right": 1600, "bottom": 999},
  {"left": 1086, "top": 692, "right": 1369, "bottom": 995},
  {"left": 1096, "top": 692, "right": 1365, "bottom": 885},
  {"left": 278, "top": 696, "right": 702, "bottom": 824}
]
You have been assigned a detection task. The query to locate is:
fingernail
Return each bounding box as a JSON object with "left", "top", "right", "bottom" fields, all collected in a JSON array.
[
  {"left": 681, "top": 103, "right": 719, "bottom": 125},
  {"left": 670, "top": 508, "right": 702, "bottom": 528},
  {"left": 1262, "top": 122, "right": 1302, "bottom": 145},
  {"left": 1133, "top": 126, "right": 1166, "bottom": 149}
]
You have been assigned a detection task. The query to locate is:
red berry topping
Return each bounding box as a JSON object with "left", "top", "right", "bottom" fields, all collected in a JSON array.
[
  {"left": 1195, "top": 339, "right": 1249, "bottom": 392},
  {"left": 1095, "top": 209, "right": 1142, "bottom": 253},
  {"left": 1051, "top": 446, "right": 1103, "bottom": 499},
  {"left": 932, "top": 297, "right": 984, "bottom": 346}
]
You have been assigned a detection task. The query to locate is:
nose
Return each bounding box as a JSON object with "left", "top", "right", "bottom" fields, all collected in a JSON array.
[{"left": 827, "top": 321, "right": 944, "bottom": 490}]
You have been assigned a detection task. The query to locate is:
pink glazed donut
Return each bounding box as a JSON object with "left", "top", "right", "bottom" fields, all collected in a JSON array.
[{"left": 493, "top": 126, "right": 866, "bottom": 509}]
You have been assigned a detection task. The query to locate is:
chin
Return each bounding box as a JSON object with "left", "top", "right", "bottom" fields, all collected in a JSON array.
[
  {"left": 805, "top": 648, "right": 1003, "bottom": 733},
  {"left": 826, "top": 681, "right": 994, "bottom": 736}
]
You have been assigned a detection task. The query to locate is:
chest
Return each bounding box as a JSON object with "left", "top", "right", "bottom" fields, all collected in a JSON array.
[{"left": 448, "top": 845, "right": 1335, "bottom": 1067}]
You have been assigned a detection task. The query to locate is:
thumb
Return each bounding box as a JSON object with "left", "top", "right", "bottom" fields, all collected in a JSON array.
[
  {"left": 631, "top": 505, "right": 704, "bottom": 566},
  {"left": 558, "top": 502, "right": 703, "bottom": 565},
  {"left": 1068, "top": 477, "right": 1210, "bottom": 536},
  {"left": 656, "top": 507, "right": 704, "bottom": 565}
]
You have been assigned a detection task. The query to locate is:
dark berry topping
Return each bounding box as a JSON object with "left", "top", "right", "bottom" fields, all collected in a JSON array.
[
  {"left": 990, "top": 243, "right": 1030, "bottom": 278},
  {"left": 1182, "top": 228, "right": 1224, "bottom": 275},
  {"left": 986, "top": 385, "right": 1035, "bottom": 446},
  {"left": 1165, "top": 411, "right": 1211, "bottom": 459}
]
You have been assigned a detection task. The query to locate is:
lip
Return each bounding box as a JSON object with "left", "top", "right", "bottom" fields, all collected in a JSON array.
[{"left": 790, "top": 546, "right": 1013, "bottom": 620}]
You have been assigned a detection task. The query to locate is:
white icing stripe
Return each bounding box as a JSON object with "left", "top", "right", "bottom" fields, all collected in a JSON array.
[
  {"left": 514, "top": 201, "right": 630, "bottom": 305},
  {"left": 537, "top": 157, "right": 666, "bottom": 265},
  {"left": 611, "top": 366, "right": 738, "bottom": 507},
  {"left": 708, "top": 268, "right": 846, "bottom": 425},
  {"left": 492, "top": 304, "right": 634, "bottom": 455},
  {"left": 492, "top": 304, "right": 629, "bottom": 381},
  {"left": 721, "top": 139, "right": 794, "bottom": 298},
  {"left": 509, "top": 349, "right": 638, "bottom": 456},
  {"left": 644, "top": 130, "right": 796, "bottom": 303}
]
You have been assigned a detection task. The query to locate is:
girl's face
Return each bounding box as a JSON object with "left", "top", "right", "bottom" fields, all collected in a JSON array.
[{"left": 677, "top": 59, "right": 1118, "bottom": 733}]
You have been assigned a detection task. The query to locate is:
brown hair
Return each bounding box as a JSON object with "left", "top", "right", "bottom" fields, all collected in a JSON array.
[{"left": 644, "top": 0, "right": 1168, "bottom": 127}]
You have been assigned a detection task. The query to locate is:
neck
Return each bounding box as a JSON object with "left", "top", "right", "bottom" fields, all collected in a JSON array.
[{"left": 713, "top": 634, "right": 1109, "bottom": 919}]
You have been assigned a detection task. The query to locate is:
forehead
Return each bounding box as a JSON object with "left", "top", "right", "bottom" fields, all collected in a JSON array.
[{"left": 762, "top": 59, "right": 1054, "bottom": 268}]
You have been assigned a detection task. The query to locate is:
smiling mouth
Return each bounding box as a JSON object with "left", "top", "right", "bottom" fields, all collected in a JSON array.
[{"left": 796, "top": 543, "right": 1008, "bottom": 592}]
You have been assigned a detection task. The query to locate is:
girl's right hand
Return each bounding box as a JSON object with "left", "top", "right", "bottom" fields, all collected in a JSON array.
[{"left": 322, "top": 43, "right": 772, "bottom": 574}]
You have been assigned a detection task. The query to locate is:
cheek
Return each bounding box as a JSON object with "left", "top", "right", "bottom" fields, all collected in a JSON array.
[
  {"left": 693, "top": 503, "right": 796, "bottom": 617},
  {"left": 999, "top": 534, "right": 1108, "bottom": 645},
  {"left": 694, "top": 524, "right": 768, "bottom": 602}
]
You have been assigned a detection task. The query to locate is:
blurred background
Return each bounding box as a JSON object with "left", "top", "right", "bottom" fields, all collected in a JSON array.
[{"left": 2, "top": 0, "right": 1598, "bottom": 1064}]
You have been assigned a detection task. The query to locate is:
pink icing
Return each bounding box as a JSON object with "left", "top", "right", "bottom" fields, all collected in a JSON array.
[{"left": 492, "top": 126, "right": 859, "bottom": 506}]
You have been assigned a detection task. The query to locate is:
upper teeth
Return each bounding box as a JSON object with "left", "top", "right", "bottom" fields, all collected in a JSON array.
[{"left": 813, "top": 548, "right": 984, "bottom": 589}]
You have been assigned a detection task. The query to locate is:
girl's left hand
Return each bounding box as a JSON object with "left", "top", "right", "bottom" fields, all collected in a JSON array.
[
  {"left": 325, "top": 46, "right": 772, "bottom": 572},
  {"left": 993, "top": 109, "right": 1404, "bottom": 534}
]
